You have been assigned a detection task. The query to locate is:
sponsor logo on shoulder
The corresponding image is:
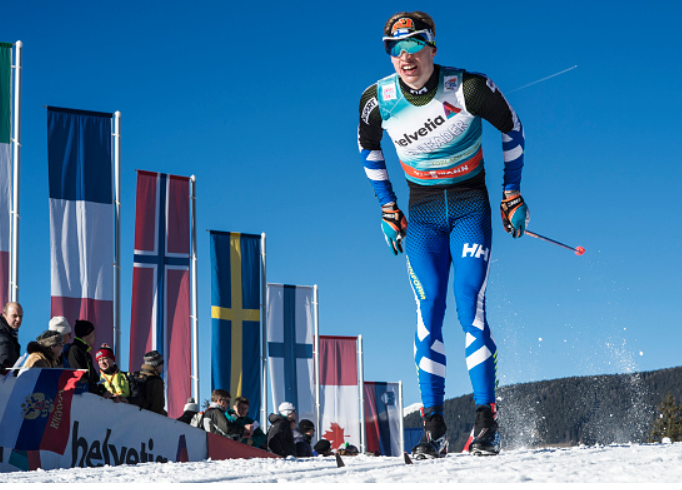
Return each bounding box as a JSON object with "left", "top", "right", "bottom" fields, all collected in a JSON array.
[
  {"left": 382, "top": 85, "right": 397, "bottom": 101},
  {"left": 444, "top": 75, "right": 459, "bottom": 91},
  {"left": 361, "top": 98, "right": 378, "bottom": 124}
]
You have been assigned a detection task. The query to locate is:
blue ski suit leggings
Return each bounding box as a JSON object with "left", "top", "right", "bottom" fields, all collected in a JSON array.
[{"left": 405, "top": 186, "right": 498, "bottom": 409}]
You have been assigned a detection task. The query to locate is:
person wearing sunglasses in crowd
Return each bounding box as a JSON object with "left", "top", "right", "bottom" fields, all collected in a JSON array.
[
  {"left": 23, "top": 330, "right": 64, "bottom": 369},
  {"left": 357, "top": 11, "right": 530, "bottom": 458}
]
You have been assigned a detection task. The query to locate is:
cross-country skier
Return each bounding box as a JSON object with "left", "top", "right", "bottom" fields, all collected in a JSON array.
[{"left": 357, "top": 11, "right": 529, "bottom": 457}]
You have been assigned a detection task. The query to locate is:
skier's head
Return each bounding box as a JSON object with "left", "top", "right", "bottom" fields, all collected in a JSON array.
[
  {"left": 383, "top": 11, "right": 437, "bottom": 90},
  {"left": 383, "top": 11, "right": 436, "bottom": 40}
]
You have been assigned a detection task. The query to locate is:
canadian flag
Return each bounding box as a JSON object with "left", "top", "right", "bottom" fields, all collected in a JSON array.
[{"left": 318, "top": 336, "right": 360, "bottom": 450}]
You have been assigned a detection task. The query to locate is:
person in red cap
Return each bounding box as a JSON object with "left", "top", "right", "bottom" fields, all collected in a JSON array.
[
  {"left": 357, "top": 11, "right": 528, "bottom": 457},
  {"left": 96, "top": 343, "right": 130, "bottom": 403}
]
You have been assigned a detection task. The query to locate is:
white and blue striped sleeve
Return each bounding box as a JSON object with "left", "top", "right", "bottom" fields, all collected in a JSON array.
[
  {"left": 358, "top": 84, "right": 397, "bottom": 205},
  {"left": 463, "top": 73, "right": 525, "bottom": 192}
]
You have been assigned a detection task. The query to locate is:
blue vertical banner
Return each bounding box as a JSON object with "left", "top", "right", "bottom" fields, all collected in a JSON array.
[{"left": 210, "top": 230, "right": 262, "bottom": 418}]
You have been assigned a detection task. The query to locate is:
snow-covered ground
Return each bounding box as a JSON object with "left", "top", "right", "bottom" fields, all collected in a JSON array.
[{"left": 2, "top": 442, "right": 681, "bottom": 483}]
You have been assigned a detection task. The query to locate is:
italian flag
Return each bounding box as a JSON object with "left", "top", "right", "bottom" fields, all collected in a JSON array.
[{"left": 0, "top": 43, "right": 12, "bottom": 306}]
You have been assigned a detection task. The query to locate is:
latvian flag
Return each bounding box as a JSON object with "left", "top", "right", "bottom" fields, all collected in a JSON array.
[
  {"left": 48, "top": 107, "right": 114, "bottom": 350},
  {"left": 129, "top": 171, "right": 191, "bottom": 418},
  {"left": 0, "top": 369, "right": 85, "bottom": 454},
  {"left": 319, "top": 335, "right": 361, "bottom": 450},
  {"left": 0, "top": 43, "right": 12, "bottom": 306}
]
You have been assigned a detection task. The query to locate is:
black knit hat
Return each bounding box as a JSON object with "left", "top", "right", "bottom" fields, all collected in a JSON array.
[
  {"left": 298, "top": 419, "right": 315, "bottom": 433},
  {"left": 74, "top": 319, "right": 95, "bottom": 338},
  {"left": 144, "top": 350, "right": 164, "bottom": 367},
  {"left": 314, "top": 439, "right": 332, "bottom": 455}
]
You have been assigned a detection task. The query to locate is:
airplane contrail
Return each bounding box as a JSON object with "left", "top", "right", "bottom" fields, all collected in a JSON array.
[{"left": 507, "top": 65, "right": 578, "bottom": 93}]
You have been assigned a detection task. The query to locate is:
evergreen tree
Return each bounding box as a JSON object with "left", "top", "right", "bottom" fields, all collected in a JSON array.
[{"left": 649, "top": 393, "right": 682, "bottom": 442}]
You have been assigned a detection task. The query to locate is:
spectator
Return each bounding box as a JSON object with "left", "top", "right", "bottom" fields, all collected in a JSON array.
[
  {"left": 225, "top": 396, "right": 266, "bottom": 448},
  {"left": 23, "top": 330, "right": 63, "bottom": 368},
  {"left": 66, "top": 320, "right": 109, "bottom": 397},
  {"left": 49, "top": 316, "right": 72, "bottom": 344},
  {"left": 96, "top": 343, "right": 130, "bottom": 403},
  {"left": 198, "top": 389, "right": 232, "bottom": 435},
  {"left": 0, "top": 302, "right": 23, "bottom": 370},
  {"left": 293, "top": 419, "right": 315, "bottom": 457},
  {"left": 337, "top": 442, "right": 359, "bottom": 456},
  {"left": 266, "top": 402, "right": 297, "bottom": 457},
  {"left": 129, "top": 350, "right": 167, "bottom": 416},
  {"left": 176, "top": 398, "right": 200, "bottom": 425},
  {"left": 314, "top": 439, "right": 333, "bottom": 457}
]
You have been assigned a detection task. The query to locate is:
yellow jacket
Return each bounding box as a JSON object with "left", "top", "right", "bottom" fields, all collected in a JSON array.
[{"left": 100, "top": 369, "right": 131, "bottom": 398}]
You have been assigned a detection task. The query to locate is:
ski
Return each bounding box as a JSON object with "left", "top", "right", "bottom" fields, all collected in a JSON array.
[{"left": 403, "top": 452, "right": 414, "bottom": 464}]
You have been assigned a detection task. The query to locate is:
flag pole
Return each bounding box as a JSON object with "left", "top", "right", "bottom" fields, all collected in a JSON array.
[
  {"left": 190, "top": 175, "right": 199, "bottom": 400},
  {"left": 313, "top": 284, "right": 320, "bottom": 442},
  {"left": 9, "top": 40, "right": 21, "bottom": 302},
  {"left": 358, "top": 334, "right": 365, "bottom": 454},
  {"left": 260, "top": 232, "right": 267, "bottom": 430},
  {"left": 398, "top": 380, "right": 404, "bottom": 456},
  {"left": 113, "top": 111, "right": 121, "bottom": 359}
]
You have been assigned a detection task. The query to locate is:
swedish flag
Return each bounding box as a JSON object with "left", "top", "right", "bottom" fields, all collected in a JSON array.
[{"left": 210, "top": 231, "right": 262, "bottom": 417}]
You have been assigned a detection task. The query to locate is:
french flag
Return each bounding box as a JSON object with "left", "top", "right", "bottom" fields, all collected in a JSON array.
[
  {"left": 0, "top": 369, "right": 84, "bottom": 454},
  {"left": 319, "top": 335, "right": 361, "bottom": 450},
  {"left": 129, "top": 170, "right": 191, "bottom": 419},
  {"left": 48, "top": 107, "right": 114, "bottom": 350}
]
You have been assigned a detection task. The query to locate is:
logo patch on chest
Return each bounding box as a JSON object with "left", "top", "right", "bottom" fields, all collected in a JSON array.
[{"left": 443, "top": 101, "right": 462, "bottom": 119}]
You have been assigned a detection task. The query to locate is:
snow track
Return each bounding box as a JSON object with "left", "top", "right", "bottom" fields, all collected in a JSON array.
[{"left": 2, "top": 443, "right": 681, "bottom": 483}]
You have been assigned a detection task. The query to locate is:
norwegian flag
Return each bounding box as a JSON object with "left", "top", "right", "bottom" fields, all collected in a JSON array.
[{"left": 129, "top": 170, "right": 191, "bottom": 418}]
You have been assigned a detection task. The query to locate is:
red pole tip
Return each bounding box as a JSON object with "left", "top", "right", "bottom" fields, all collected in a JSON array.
[{"left": 575, "top": 246, "right": 585, "bottom": 256}]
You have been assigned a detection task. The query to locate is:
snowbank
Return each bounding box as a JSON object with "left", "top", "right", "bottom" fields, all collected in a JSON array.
[{"left": 2, "top": 442, "right": 681, "bottom": 483}]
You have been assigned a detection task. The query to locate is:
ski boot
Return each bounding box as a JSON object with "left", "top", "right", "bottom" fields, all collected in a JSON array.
[
  {"left": 466, "top": 403, "right": 500, "bottom": 456},
  {"left": 411, "top": 406, "right": 449, "bottom": 459}
]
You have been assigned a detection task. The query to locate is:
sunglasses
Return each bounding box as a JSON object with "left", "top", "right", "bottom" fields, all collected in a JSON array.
[{"left": 384, "top": 37, "right": 432, "bottom": 57}]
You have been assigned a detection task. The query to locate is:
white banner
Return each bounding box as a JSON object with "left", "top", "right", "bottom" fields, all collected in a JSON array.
[
  {"left": 266, "top": 284, "right": 315, "bottom": 424},
  {"left": 318, "top": 336, "right": 361, "bottom": 450}
]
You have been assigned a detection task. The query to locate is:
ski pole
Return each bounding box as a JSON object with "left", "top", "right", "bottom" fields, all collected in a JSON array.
[{"left": 525, "top": 230, "right": 585, "bottom": 256}]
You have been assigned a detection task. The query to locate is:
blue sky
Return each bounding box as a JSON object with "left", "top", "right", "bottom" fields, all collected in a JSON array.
[{"left": 2, "top": 1, "right": 681, "bottom": 410}]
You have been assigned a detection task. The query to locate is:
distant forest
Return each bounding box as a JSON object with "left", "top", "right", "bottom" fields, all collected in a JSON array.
[{"left": 404, "top": 366, "right": 682, "bottom": 452}]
